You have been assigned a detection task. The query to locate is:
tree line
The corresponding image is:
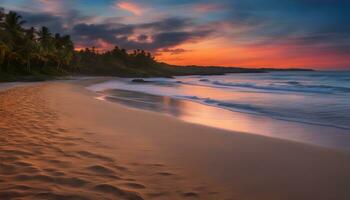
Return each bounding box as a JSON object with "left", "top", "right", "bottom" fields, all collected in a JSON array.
[
  {"left": 0, "top": 9, "right": 75, "bottom": 76},
  {"left": 0, "top": 9, "right": 165, "bottom": 80},
  {"left": 0, "top": 9, "right": 274, "bottom": 81},
  {"left": 74, "top": 46, "right": 174, "bottom": 77}
]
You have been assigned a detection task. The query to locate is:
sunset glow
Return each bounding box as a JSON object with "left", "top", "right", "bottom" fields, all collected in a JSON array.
[
  {"left": 2, "top": 0, "right": 349, "bottom": 69},
  {"left": 117, "top": 1, "right": 143, "bottom": 16}
]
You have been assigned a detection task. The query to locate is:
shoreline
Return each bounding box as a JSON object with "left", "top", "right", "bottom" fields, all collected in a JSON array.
[
  {"left": 87, "top": 77, "right": 350, "bottom": 151},
  {"left": 1, "top": 81, "right": 350, "bottom": 200}
]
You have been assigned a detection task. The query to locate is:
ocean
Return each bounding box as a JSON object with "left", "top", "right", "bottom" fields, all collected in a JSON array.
[{"left": 87, "top": 71, "right": 350, "bottom": 150}]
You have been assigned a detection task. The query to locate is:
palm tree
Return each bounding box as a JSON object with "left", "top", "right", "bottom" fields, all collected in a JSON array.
[
  {"left": 53, "top": 34, "right": 74, "bottom": 71},
  {"left": 60, "top": 35, "right": 74, "bottom": 70},
  {"left": 22, "top": 27, "right": 38, "bottom": 71},
  {"left": 0, "top": 8, "right": 7, "bottom": 70},
  {"left": 0, "top": 9, "right": 77, "bottom": 75},
  {"left": 0, "top": 8, "right": 4, "bottom": 21},
  {"left": 38, "top": 26, "right": 54, "bottom": 68},
  {"left": 1, "top": 11, "right": 26, "bottom": 72},
  {"left": 2, "top": 11, "right": 25, "bottom": 41},
  {"left": 0, "top": 42, "right": 9, "bottom": 71}
]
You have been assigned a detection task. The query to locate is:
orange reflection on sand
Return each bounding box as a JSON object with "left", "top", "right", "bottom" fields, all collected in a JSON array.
[
  {"left": 166, "top": 84, "right": 264, "bottom": 134},
  {"left": 176, "top": 100, "right": 260, "bottom": 134}
]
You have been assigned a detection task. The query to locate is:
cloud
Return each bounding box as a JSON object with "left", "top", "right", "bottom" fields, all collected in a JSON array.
[
  {"left": 18, "top": 11, "right": 66, "bottom": 33},
  {"left": 12, "top": 3, "right": 209, "bottom": 52},
  {"left": 193, "top": 3, "right": 224, "bottom": 13},
  {"left": 219, "top": 0, "right": 350, "bottom": 57},
  {"left": 14, "top": 0, "right": 94, "bottom": 34},
  {"left": 158, "top": 48, "right": 190, "bottom": 55},
  {"left": 34, "top": 0, "right": 63, "bottom": 15},
  {"left": 17, "top": 8, "right": 94, "bottom": 34},
  {"left": 4, "top": 0, "right": 349, "bottom": 68},
  {"left": 150, "top": 31, "right": 210, "bottom": 49},
  {"left": 140, "top": 17, "right": 193, "bottom": 31},
  {"left": 72, "top": 21, "right": 212, "bottom": 51},
  {"left": 116, "top": 1, "right": 143, "bottom": 16},
  {"left": 73, "top": 23, "right": 133, "bottom": 37},
  {"left": 137, "top": 34, "right": 148, "bottom": 41},
  {"left": 70, "top": 15, "right": 212, "bottom": 51}
]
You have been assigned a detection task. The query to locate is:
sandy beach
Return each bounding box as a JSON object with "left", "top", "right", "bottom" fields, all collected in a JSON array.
[{"left": 1, "top": 81, "right": 350, "bottom": 200}]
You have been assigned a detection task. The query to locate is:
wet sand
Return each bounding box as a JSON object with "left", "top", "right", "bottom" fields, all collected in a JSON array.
[{"left": 1, "top": 81, "right": 350, "bottom": 200}]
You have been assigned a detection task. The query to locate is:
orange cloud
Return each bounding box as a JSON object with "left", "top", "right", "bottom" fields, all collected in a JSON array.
[
  {"left": 194, "top": 3, "right": 223, "bottom": 13},
  {"left": 116, "top": 1, "right": 143, "bottom": 16},
  {"left": 34, "top": 0, "right": 63, "bottom": 15}
]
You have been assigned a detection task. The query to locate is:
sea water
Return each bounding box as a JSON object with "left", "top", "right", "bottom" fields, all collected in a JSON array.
[{"left": 87, "top": 71, "right": 350, "bottom": 150}]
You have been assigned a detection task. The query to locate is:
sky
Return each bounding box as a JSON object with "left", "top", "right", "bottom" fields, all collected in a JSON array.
[{"left": 1, "top": 0, "right": 349, "bottom": 69}]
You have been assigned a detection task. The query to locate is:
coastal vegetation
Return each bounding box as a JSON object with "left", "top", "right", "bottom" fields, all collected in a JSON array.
[
  {"left": 0, "top": 9, "right": 311, "bottom": 82},
  {"left": 0, "top": 9, "right": 76, "bottom": 81}
]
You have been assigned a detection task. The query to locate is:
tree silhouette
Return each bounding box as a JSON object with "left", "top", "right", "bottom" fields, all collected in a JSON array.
[{"left": 1, "top": 8, "right": 216, "bottom": 80}]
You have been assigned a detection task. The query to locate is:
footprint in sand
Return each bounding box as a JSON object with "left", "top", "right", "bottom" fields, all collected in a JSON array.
[
  {"left": 86, "top": 165, "right": 115, "bottom": 174},
  {"left": 14, "top": 174, "right": 89, "bottom": 187},
  {"left": 76, "top": 151, "right": 114, "bottom": 162},
  {"left": 182, "top": 192, "right": 200, "bottom": 198},
  {"left": 93, "top": 184, "right": 144, "bottom": 200},
  {"left": 157, "top": 172, "right": 174, "bottom": 176},
  {"left": 122, "top": 182, "right": 146, "bottom": 189},
  {"left": 147, "top": 191, "right": 170, "bottom": 198},
  {"left": 34, "top": 192, "right": 91, "bottom": 200}
]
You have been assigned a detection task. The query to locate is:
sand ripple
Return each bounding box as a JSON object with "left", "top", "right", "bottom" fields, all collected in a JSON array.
[
  {"left": 0, "top": 85, "right": 222, "bottom": 199},
  {"left": 0, "top": 86, "right": 145, "bottom": 199}
]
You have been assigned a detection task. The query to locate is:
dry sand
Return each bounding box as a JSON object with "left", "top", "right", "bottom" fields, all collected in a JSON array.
[{"left": 1, "top": 81, "right": 350, "bottom": 200}]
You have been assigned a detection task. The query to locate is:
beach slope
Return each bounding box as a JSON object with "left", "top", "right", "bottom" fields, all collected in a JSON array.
[{"left": 1, "top": 82, "right": 349, "bottom": 200}]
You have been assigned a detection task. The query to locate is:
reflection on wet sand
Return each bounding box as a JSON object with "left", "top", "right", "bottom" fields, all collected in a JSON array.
[
  {"left": 102, "top": 89, "right": 185, "bottom": 117},
  {"left": 100, "top": 89, "right": 350, "bottom": 151}
]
